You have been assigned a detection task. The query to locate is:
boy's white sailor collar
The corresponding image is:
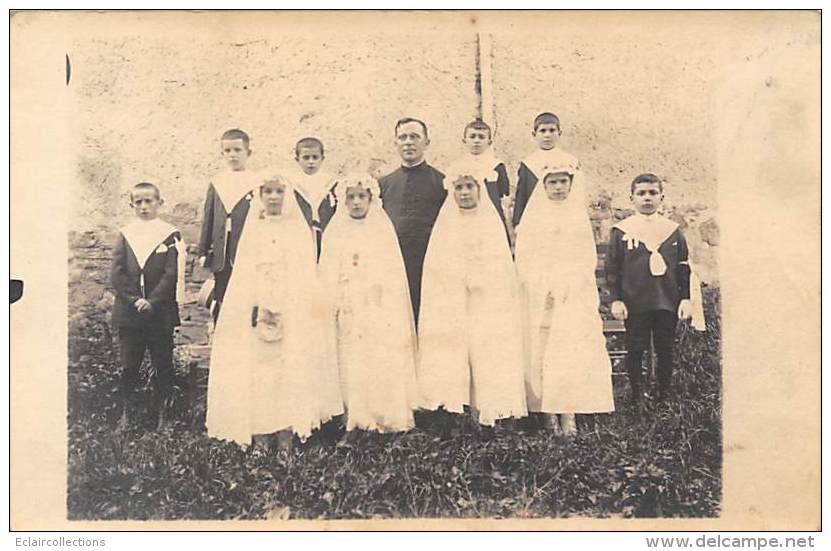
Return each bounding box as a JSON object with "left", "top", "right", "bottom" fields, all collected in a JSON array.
[
  {"left": 291, "top": 168, "right": 335, "bottom": 212},
  {"left": 614, "top": 213, "right": 678, "bottom": 276},
  {"left": 212, "top": 170, "right": 258, "bottom": 211},
  {"left": 121, "top": 217, "right": 187, "bottom": 303},
  {"left": 121, "top": 218, "right": 179, "bottom": 269},
  {"left": 291, "top": 167, "right": 332, "bottom": 188},
  {"left": 446, "top": 150, "right": 500, "bottom": 185},
  {"left": 614, "top": 212, "right": 678, "bottom": 242}
]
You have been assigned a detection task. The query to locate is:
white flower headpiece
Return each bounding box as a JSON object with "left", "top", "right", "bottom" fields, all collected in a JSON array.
[
  {"left": 444, "top": 172, "right": 482, "bottom": 191},
  {"left": 260, "top": 170, "right": 293, "bottom": 188},
  {"left": 539, "top": 164, "right": 576, "bottom": 180},
  {"left": 334, "top": 174, "right": 382, "bottom": 200}
]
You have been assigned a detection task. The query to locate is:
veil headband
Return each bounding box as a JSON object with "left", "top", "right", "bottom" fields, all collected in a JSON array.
[{"left": 333, "top": 174, "right": 382, "bottom": 200}]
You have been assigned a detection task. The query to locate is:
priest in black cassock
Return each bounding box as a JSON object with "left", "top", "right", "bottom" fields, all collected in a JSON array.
[{"left": 378, "top": 117, "right": 447, "bottom": 326}]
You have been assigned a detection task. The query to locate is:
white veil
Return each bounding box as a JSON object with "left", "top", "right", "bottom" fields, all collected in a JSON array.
[
  {"left": 418, "top": 173, "right": 527, "bottom": 424},
  {"left": 515, "top": 165, "right": 614, "bottom": 413},
  {"left": 206, "top": 172, "right": 342, "bottom": 445},
  {"left": 319, "top": 175, "right": 419, "bottom": 430}
]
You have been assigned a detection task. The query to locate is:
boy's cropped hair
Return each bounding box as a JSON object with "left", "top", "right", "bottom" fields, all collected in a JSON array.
[
  {"left": 295, "top": 137, "right": 325, "bottom": 157},
  {"left": 464, "top": 118, "right": 492, "bottom": 138},
  {"left": 130, "top": 182, "right": 161, "bottom": 201},
  {"left": 533, "top": 112, "right": 561, "bottom": 132},
  {"left": 395, "top": 117, "right": 429, "bottom": 139},
  {"left": 631, "top": 172, "right": 663, "bottom": 194},
  {"left": 221, "top": 128, "right": 250, "bottom": 148}
]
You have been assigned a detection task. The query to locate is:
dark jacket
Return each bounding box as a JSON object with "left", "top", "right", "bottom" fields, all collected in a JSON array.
[
  {"left": 294, "top": 185, "right": 337, "bottom": 261},
  {"left": 485, "top": 162, "right": 511, "bottom": 246},
  {"left": 196, "top": 183, "right": 253, "bottom": 272},
  {"left": 111, "top": 231, "right": 181, "bottom": 328},
  {"left": 605, "top": 225, "right": 691, "bottom": 314},
  {"left": 511, "top": 161, "right": 538, "bottom": 228}
]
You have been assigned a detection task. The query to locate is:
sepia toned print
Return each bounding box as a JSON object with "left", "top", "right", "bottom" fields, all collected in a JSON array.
[{"left": 10, "top": 10, "right": 819, "bottom": 530}]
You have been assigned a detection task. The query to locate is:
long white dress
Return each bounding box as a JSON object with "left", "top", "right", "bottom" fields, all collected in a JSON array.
[
  {"left": 417, "top": 190, "right": 528, "bottom": 426},
  {"left": 206, "top": 185, "right": 343, "bottom": 446},
  {"left": 514, "top": 170, "right": 615, "bottom": 414},
  {"left": 319, "top": 179, "right": 418, "bottom": 432}
]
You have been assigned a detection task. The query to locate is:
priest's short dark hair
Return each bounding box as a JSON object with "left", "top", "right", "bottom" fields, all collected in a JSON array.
[{"left": 395, "top": 117, "right": 429, "bottom": 140}]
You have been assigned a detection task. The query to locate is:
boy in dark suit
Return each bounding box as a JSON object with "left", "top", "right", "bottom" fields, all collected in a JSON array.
[
  {"left": 511, "top": 112, "right": 581, "bottom": 229},
  {"left": 111, "top": 182, "right": 185, "bottom": 431},
  {"left": 445, "top": 119, "right": 512, "bottom": 246},
  {"left": 605, "top": 173, "right": 693, "bottom": 407},
  {"left": 196, "top": 128, "right": 260, "bottom": 321},
  {"left": 289, "top": 136, "right": 338, "bottom": 260}
]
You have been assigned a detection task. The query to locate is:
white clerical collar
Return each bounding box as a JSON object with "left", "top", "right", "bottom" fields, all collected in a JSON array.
[{"left": 401, "top": 159, "right": 426, "bottom": 169}]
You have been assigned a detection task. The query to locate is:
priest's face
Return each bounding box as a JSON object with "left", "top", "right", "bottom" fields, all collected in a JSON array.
[
  {"left": 452, "top": 177, "right": 480, "bottom": 210},
  {"left": 296, "top": 145, "right": 324, "bottom": 175},
  {"left": 463, "top": 127, "right": 492, "bottom": 155},
  {"left": 395, "top": 121, "right": 429, "bottom": 165},
  {"left": 260, "top": 180, "right": 287, "bottom": 215},
  {"left": 631, "top": 182, "right": 664, "bottom": 215},
  {"left": 130, "top": 187, "right": 162, "bottom": 221},
  {"left": 543, "top": 172, "right": 573, "bottom": 202},
  {"left": 533, "top": 122, "right": 561, "bottom": 151},
  {"left": 345, "top": 186, "right": 371, "bottom": 219}
]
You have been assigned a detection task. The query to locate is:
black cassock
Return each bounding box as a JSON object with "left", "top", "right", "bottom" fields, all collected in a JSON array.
[{"left": 378, "top": 162, "right": 447, "bottom": 326}]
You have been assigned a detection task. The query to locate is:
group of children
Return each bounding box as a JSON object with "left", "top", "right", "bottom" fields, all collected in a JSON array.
[{"left": 110, "top": 113, "right": 697, "bottom": 452}]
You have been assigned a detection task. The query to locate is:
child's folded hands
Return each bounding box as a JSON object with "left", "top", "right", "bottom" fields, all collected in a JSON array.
[{"left": 134, "top": 298, "right": 153, "bottom": 313}]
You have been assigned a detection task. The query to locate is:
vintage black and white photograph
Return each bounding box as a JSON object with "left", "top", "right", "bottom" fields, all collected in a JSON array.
[{"left": 9, "top": 9, "right": 820, "bottom": 529}]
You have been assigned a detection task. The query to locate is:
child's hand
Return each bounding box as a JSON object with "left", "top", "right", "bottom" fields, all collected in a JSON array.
[
  {"left": 198, "top": 256, "right": 207, "bottom": 268},
  {"left": 134, "top": 298, "right": 153, "bottom": 313},
  {"left": 677, "top": 299, "right": 693, "bottom": 320},
  {"left": 611, "top": 300, "right": 628, "bottom": 321}
]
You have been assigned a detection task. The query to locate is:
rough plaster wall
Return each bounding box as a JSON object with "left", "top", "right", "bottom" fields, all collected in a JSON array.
[
  {"left": 72, "top": 32, "right": 478, "bottom": 241},
  {"left": 487, "top": 16, "right": 726, "bottom": 282},
  {"left": 490, "top": 19, "right": 718, "bottom": 209},
  {"left": 68, "top": 13, "right": 738, "bottom": 285}
]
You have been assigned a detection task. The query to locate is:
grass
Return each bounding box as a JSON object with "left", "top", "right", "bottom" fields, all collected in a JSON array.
[{"left": 67, "top": 287, "right": 722, "bottom": 520}]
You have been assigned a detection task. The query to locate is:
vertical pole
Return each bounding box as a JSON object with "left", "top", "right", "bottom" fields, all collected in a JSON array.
[
  {"left": 477, "top": 32, "right": 495, "bottom": 131},
  {"left": 474, "top": 33, "right": 483, "bottom": 119}
]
